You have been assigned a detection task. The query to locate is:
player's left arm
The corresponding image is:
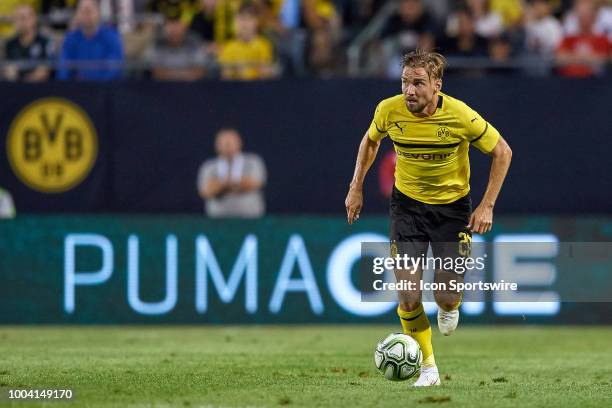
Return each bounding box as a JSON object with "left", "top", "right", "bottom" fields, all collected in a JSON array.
[{"left": 468, "top": 136, "right": 512, "bottom": 234}]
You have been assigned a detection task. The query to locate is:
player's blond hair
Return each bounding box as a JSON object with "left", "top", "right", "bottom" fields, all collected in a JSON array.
[{"left": 401, "top": 49, "right": 447, "bottom": 81}]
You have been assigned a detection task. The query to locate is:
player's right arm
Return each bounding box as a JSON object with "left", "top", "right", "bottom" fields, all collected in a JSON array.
[
  {"left": 345, "top": 131, "right": 381, "bottom": 224},
  {"left": 345, "top": 103, "right": 388, "bottom": 224}
]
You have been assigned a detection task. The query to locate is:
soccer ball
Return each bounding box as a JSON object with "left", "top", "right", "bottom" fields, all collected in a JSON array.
[{"left": 374, "top": 333, "right": 422, "bottom": 381}]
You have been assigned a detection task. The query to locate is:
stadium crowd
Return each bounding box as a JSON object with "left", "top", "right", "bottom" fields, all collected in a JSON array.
[{"left": 0, "top": 0, "right": 610, "bottom": 80}]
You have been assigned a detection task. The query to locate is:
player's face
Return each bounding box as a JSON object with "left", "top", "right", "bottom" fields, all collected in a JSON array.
[{"left": 401, "top": 67, "right": 440, "bottom": 114}]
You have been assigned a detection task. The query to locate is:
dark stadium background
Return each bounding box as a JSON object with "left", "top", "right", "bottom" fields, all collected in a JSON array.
[
  {"left": 0, "top": 1, "right": 611, "bottom": 329},
  {"left": 1, "top": 2, "right": 611, "bottom": 407}
]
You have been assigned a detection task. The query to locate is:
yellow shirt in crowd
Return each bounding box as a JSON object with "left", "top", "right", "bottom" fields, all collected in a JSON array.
[
  {"left": 0, "top": 0, "right": 40, "bottom": 38},
  {"left": 219, "top": 36, "right": 273, "bottom": 80},
  {"left": 489, "top": 0, "right": 523, "bottom": 27}
]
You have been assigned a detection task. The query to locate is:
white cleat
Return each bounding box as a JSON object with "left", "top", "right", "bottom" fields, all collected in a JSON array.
[
  {"left": 413, "top": 365, "right": 441, "bottom": 387},
  {"left": 437, "top": 308, "right": 459, "bottom": 336}
]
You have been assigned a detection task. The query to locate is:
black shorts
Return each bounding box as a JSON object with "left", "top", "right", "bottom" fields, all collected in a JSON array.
[{"left": 390, "top": 186, "right": 472, "bottom": 262}]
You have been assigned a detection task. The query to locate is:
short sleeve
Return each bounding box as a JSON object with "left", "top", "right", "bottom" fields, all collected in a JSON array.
[
  {"left": 219, "top": 43, "right": 235, "bottom": 64},
  {"left": 367, "top": 103, "right": 388, "bottom": 142},
  {"left": 463, "top": 107, "right": 501, "bottom": 154}
]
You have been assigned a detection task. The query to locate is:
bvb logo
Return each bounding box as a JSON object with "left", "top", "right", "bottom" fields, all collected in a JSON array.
[
  {"left": 7, "top": 98, "right": 98, "bottom": 193},
  {"left": 458, "top": 232, "right": 472, "bottom": 257},
  {"left": 437, "top": 126, "right": 450, "bottom": 142}
]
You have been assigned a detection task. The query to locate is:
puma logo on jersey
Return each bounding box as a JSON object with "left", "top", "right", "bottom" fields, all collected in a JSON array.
[{"left": 392, "top": 122, "right": 406, "bottom": 133}]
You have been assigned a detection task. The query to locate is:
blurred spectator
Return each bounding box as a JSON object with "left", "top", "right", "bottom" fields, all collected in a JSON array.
[
  {"left": 555, "top": 0, "right": 576, "bottom": 17},
  {"left": 133, "top": 0, "right": 153, "bottom": 13},
  {"left": 97, "top": 0, "right": 136, "bottom": 33},
  {"left": 252, "top": 0, "right": 286, "bottom": 37},
  {"left": 43, "top": 0, "right": 133, "bottom": 32},
  {"left": 525, "top": 0, "right": 564, "bottom": 56},
  {"left": 41, "top": 0, "right": 77, "bottom": 31},
  {"left": 487, "top": 33, "right": 519, "bottom": 75},
  {"left": 271, "top": 0, "right": 308, "bottom": 76},
  {"left": 254, "top": 0, "right": 292, "bottom": 77},
  {"left": 302, "top": 0, "right": 342, "bottom": 76},
  {"left": 337, "top": 0, "right": 386, "bottom": 37},
  {"left": 489, "top": 34, "right": 513, "bottom": 60},
  {"left": 466, "top": 0, "right": 504, "bottom": 38},
  {"left": 3, "top": 4, "right": 54, "bottom": 82},
  {"left": 556, "top": 0, "right": 611, "bottom": 76},
  {"left": 471, "top": 0, "right": 525, "bottom": 59},
  {"left": 219, "top": 4, "right": 274, "bottom": 80},
  {"left": 189, "top": 0, "right": 216, "bottom": 43},
  {"left": 120, "top": 1, "right": 156, "bottom": 60},
  {"left": 379, "top": 0, "right": 437, "bottom": 77},
  {"left": 147, "top": 0, "right": 198, "bottom": 25},
  {"left": 57, "top": 0, "right": 124, "bottom": 80},
  {"left": 563, "top": 0, "right": 612, "bottom": 41},
  {"left": 439, "top": 7, "right": 488, "bottom": 57},
  {"left": 208, "top": 0, "right": 243, "bottom": 44},
  {"left": 489, "top": 0, "right": 524, "bottom": 29},
  {"left": 0, "top": 1, "right": 40, "bottom": 38},
  {"left": 380, "top": 0, "right": 437, "bottom": 51},
  {"left": 197, "top": 128, "right": 267, "bottom": 218},
  {"left": 437, "top": 7, "right": 488, "bottom": 76},
  {"left": 0, "top": 188, "right": 16, "bottom": 219},
  {"left": 424, "top": 0, "right": 452, "bottom": 22},
  {"left": 147, "top": 15, "right": 207, "bottom": 80}
]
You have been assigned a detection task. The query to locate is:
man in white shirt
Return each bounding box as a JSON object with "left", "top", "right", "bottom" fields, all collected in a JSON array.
[
  {"left": 525, "top": 0, "right": 564, "bottom": 55},
  {"left": 0, "top": 188, "right": 16, "bottom": 219},
  {"left": 197, "top": 128, "right": 267, "bottom": 218},
  {"left": 563, "top": 0, "right": 612, "bottom": 41}
]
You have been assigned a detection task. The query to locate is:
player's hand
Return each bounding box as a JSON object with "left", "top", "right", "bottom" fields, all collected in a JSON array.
[
  {"left": 468, "top": 204, "right": 493, "bottom": 234},
  {"left": 345, "top": 186, "right": 363, "bottom": 225}
]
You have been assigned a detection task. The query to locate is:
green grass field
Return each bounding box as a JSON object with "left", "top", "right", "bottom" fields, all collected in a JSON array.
[{"left": 1, "top": 326, "right": 611, "bottom": 408}]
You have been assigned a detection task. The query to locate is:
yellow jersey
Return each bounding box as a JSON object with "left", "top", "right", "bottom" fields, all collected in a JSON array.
[
  {"left": 219, "top": 36, "right": 273, "bottom": 80},
  {"left": 0, "top": 0, "right": 40, "bottom": 38},
  {"left": 368, "top": 92, "right": 501, "bottom": 204}
]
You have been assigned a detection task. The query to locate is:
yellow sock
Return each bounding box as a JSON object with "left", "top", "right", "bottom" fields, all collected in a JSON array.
[{"left": 397, "top": 304, "right": 435, "bottom": 367}]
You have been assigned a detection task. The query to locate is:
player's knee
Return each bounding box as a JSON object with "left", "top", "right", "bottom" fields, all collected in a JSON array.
[{"left": 399, "top": 301, "right": 422, "bottom": 312}]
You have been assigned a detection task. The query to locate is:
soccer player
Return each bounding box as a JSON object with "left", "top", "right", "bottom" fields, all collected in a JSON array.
[{"left": 345, "top": 50, "right": 512, "bottom": 386}]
